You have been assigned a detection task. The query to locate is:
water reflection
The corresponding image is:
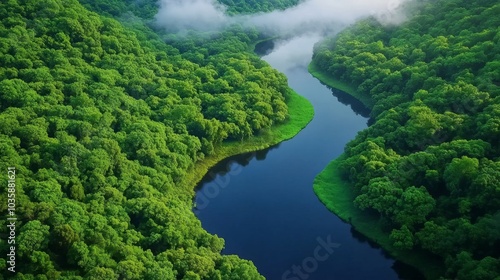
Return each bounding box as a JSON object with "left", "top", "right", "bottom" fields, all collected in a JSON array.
[
  {"left": 195, "top": 144, "right": 280, "bottom": 189},
  {"left": 349, "top": 227, "right": 381, "bottom": 250},
  {"left": 254, "top": 39, "right": 275, "bottom": 56},
  {"left": 314, "top": 81, "right": 370, "bottom": 118},
  {"left": 349, "top": 225, "right": 425, "bottom": 279},
  {"left": 330, "top": 87, "right": 371, "bottom": 118},
  {"left": 194, "top": 37, "right": 423, "bottom": 279},
  {"left": 393, "top": 261, "right": 427, "bottom": 280}
]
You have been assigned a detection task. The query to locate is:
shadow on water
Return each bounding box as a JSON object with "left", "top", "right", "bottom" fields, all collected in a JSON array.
[
  {"left": 349, "top": 227, "right": 426, "bottom": 279},
  {"left": 194, "top": 143, "right": 280, "bottom": 191},
  {"left": 316, "top": 81, "right": 368, "bottom": 115},
  {"left": 315, "top": 79, "right": 377, "bottom": 126},
  {"left": 392, "top": 261, "right": 428, "bottom": 280},
  {"left": 330, "top": 87, "right": 371, "bottom": 118},
  {"left": 349, "top": 225, "right": 381, "bottom": 249},
  {"left": 254, "top": 39, "right": 275, "bottom": 56},
  {"left": 194, "top": 39, "right": 429, "bottom": 279}
]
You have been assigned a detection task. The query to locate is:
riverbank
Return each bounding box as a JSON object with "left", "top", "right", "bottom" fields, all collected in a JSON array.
[
  {"left": 248, "top": 36, "right": 280, "bottom": 54},
  {"left": 179, "top": 89, "right": 314, "bottom": 192},
  {"left": 313, "top": 156, "right": 443, "bottom": 279},
  {"left": 308, "top": 61, "right": 374, "bottom": 109},
  {"left": 309, "top": 68, "right": 444, "bottom": 279}
]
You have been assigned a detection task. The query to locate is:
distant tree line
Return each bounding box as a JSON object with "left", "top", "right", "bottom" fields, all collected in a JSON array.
[
  {"left": 219, "top": 0, "right": 300, "bottom": 15},
  {"left": 78, "top": 0, "right": 300, "bottom": 18}
]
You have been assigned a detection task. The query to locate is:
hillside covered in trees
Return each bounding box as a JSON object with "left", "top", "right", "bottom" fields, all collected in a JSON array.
[
  {"left": 312, "top": 0, "right": 500, "bottom": 278},
  {"left": 0, "top": 0, "right": 314, "bottom": 278},
  {"left": 218, "top": 0, "right": 300, "bottom": 15},
  {"left": 77, "top": 0, "right": 300, "bottom": 18}
]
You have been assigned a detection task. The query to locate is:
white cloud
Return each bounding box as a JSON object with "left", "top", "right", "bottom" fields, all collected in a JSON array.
[
  {"left": 155, "top": 0, "right": 228, "bottom": 32},
  {"left": 262, "top": 34, "right": 324, "bottom": 72},
  {"left": 155, "top": 0, "right": 409, "bottom": 35},
  {"left": 154, "top": 0, "right": 411, "bottom": 70},
  {"left": 244, "top": 0, "right": 408, "bottom": 35}
]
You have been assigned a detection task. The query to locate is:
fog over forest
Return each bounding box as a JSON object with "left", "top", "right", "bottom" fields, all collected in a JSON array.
[
  {"left": 155, "top": 0, "right": 409, "bottom": 34},
  {"left": 155, "top": 0, "right": 410, "bottom": 69}
]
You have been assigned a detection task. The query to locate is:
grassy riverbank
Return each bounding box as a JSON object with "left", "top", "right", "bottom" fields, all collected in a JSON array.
[
  {"left": 309, "top": 66, "right": 444, "bottom": 279},
  {"left": 180, "top": 89, "right": 314, "bottom": 191},
  {"left": 313, "top": 157, "right": 443, "bottom": 279},
  {"left": 308, "top": 61, "right": 374, "bottom": 109}
]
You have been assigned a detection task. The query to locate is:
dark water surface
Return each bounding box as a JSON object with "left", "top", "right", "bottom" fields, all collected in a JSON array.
[{"left": 194, "top": 40, "right": 414, "bottom": 280}]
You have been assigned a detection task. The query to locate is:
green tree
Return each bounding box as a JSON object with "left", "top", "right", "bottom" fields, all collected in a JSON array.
[{"left": 18, "top": 221, "right": 50, "bottom": 257}]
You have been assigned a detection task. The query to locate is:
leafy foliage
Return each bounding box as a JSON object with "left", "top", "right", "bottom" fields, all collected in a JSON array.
[
  {"left": 313, "top": 0, "right": 500, "bottom": 278},
  {"left": 0, "top": 0, "right": 299, "bottom": 278},
  {"left": 219, "top": 0, "right": 300, "bottom": 15},
  {"left": 78, "top": 0, "right": 300, "bottom": 18}
]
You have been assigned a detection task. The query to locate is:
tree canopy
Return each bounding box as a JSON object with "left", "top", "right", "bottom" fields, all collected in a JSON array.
[
  {"left": 312, "top": 0, "right": 500, "bottom": 278},
  {"left": 0, "top": 0, "right": 299, "bottom": 278}
]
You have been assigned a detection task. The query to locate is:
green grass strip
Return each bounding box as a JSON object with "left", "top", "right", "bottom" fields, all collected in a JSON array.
[
  {"left": 180, "top": 89, "right": 314, "bottom": 192},
  {"left": 308, "top": 62, "right": 445, "bottom": 278},
  {"left": 314, "top": 156, "right": 445, "bottom": 279}
]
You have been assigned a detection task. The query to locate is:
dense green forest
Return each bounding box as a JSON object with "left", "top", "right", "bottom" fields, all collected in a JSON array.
[
  {"left": 3, "top": 0, "right": 499, "bottom": 278},
  {"left": 218, "top": 0, "right": 299, "bottom": 15},
  {"left": 0, "top": 0, "right": 314, "bottom": 278},
  {"left": 77, "top": 0, "right": 300, "bottom": 18},
  {"left": 312, "top": 0, "right": 500, "bottom": 278}
]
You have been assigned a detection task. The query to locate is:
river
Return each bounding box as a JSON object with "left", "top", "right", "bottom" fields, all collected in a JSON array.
[{"left": 194, "top": 36, "right": 415, "bottom": 280}]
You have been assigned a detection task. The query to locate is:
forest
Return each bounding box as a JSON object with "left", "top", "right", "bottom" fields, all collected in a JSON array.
[
  {"left": 312, "top": 0, "right": 500, "bottom": 278},
  {"left": 2, "top": 0, "right": 500, "bottom": 278},
  {"left": 0, "top": 0, "right": 310, "bottom": 278}
]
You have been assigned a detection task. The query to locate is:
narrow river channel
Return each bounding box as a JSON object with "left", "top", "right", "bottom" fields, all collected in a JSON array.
[{"left": 194, "top": 36, "right": 415, "bottom": 280}]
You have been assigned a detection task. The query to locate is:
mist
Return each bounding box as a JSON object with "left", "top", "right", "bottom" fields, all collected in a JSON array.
[
  {"left": 155, "top": 0, "right": 409, "bottom": 69},
  {"left": 155, "top": 0, "right": 228, "bottom": 32},
  {"left": 155, "top": 0, "right": 409, "bottom": 34},
  {"left": 244, "top": 0, "right": 408, "bottom": 36},
  {"left": 262, "top": 34, "right": 324, "bottom": 72}
]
